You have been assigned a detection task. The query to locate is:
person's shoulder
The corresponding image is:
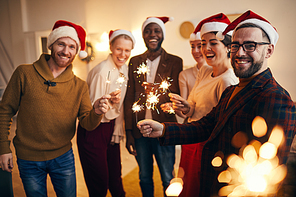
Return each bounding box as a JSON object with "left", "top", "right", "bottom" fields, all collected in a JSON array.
[
  {"left": 221, "top": 68, "right": 239, "bottom": 82},
  {"left": 199, "top": 65, "right": 212, "bottom": 74},
  {"left": 180, "top": 66, "right": 195, "bottom": 75},
  {"left": 13, "top": 64, "right": 34, "bottom": 76},
  {"left": 165, "top": 52, "right": 183, "bottom": 61},
  {"left": 130, "top": 53, "right": 145, "bottom": 61}
]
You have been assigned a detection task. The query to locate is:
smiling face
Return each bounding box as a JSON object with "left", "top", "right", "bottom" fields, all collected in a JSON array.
[
  {"left": 143, "top": 23, "right": 164, "bottom": 52},
  {"left": 190, "top": 40, "right": 205, "bottom": 66},
  {"left": 201, "top": 32, "right": 228, "bottom": 67},
  {"left": 49, "top": 37, "right": 77, "bottom": 68},
  {"left": 110, "top": 36, "right": 133, "bottom": 68},
  {"left": 230, "top": 27, "right": 273, "bottom": 78}
]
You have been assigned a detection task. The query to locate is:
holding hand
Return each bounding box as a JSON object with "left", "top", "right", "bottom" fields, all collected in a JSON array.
[
  {"left": 93, "top": 94, "right": 111, "bottom": 115},
  {"left": 141, "top": 82, "right": 159, "bottom": 94},
  {"left": 137, "top": 119, "right": 164, "bottom": 138},
  {"left": 109, "top": 89, "right": 121, "bottom": 105},
  {"left": 0, "top": 153, "right": 13, "bottom": 172},
  {"left": 169, "top": 93, "right": 191, "bottom": 115}
]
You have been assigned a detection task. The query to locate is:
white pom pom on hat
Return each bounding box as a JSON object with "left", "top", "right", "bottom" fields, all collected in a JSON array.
[
  {"left": 109, "top": 29, "right": 136, "bottom": 48},
  {"left": 47, "top": 20, "right": 88, "bottom": 59},
  {"left": 142, "top": 16, "right": 174, "bottom": 38},
  {"left": 220, "top": 10, "right": 279, "bottom": 45}
]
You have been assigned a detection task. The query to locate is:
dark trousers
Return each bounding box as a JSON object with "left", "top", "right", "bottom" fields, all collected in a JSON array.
[
  {"left": 77, "top": 120, "right": 125, "bottom": 197},
  {"left": 0, "top": 169, "right": 14, "bottom": 197}
]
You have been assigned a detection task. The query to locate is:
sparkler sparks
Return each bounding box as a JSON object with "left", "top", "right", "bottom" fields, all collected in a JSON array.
[
  {"left": 132, "top": 101, "right": 144, "bottom": 113},
  {"left": 116, "top": 72, "right": 126, "bottom": 89},
  {"left": 146, "top": 92, "right": 160, "bottom": 111},
  {"left": 159, "top": 79, "right": 172, "bottom": 92},
  {"left": 135, "top": 62, "right": 149, "bottom": 75},
  {"left": 132, "top": 100, "right": 144, "bottom": 123}
]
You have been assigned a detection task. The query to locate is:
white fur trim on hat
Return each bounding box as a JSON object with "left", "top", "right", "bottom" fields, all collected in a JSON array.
[
  {"left": 235, "top": 18, "right": 279, "bottom": 45},
  {"left": 47, "top": 26, "right": 80, "bottom": 49},
  {"left": 189, "top": 32, "right": 201, "bottom": 41},
  {"left": 142, "top": 17, "right": 166, "bottom": 38},
  {"left": 200, "top": 22, "right": 228, "bottom": 37},
  {"left": 109, "top": 29, "right": 136, "bottom": 48}
]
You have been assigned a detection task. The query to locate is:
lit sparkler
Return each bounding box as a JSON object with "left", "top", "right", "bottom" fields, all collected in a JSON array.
[
  {"left": 135, "top": 62, "right": 149, "bottom": 82},
  {"left": 214, "top": 116, "right": 286, "bottom": 197},
  {"left": 105, "top": 71, "right": 111, "bottom": 94},
  {"left": 159, "top": 79, "right": 172, "bottom": 93},
  {"left": 146, "top": 92, "right": 161, "bottom": 113},
  {"left": 116, "top": 72, "right": 126, "bottom": 89},
  {"left": 132, "top": 100, "right": 144, "bottom": 123}
]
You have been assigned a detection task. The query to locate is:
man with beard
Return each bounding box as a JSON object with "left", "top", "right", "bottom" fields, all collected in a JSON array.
[
  {"left": 124, "top": 16, "right": 183, "bottom": 197},
  {"left": 137, "top": 10, "right": 296, "bottom": 197},
  {"left": 0, "top": 20, "right": 116, "bottom": 197}
]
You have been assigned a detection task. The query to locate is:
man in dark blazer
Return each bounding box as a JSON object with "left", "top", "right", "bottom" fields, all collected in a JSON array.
[
  {"left": 137, "top": 10, "right": 296, "bottom": 197},
  {"left": 124, "top": 16, "right": 183, "bottom": 197}
]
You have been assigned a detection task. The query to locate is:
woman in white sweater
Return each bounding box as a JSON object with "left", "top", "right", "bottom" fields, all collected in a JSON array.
[
  {"left": 162, "top": 13, "right": 238, "bottom": 197},
  {"left": 77, "top": 29, "right": 135, "bottom": 197}
]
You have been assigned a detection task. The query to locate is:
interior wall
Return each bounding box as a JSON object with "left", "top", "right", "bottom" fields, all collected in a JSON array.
[{"left": 1, "top": 0, "right": 296, "bottom": 100}]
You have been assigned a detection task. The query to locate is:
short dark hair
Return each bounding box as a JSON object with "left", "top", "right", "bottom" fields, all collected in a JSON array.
[
  {"left": 235, "top": 23, "right": 270, "bottom": 43},
  {"left": 210, "top": 31, "right": 232, "bottom": 58},
  {"left": 211, "top": 31, "right": 232, "bottom": 47}
]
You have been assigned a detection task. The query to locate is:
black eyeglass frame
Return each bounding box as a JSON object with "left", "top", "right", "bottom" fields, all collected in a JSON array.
[{"left": 227, "top": 41, "right": 270, "bottom": 53}]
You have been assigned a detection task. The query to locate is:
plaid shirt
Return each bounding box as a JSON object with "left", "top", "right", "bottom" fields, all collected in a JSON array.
[{"left": 160, "top": 68, "right": 296, "bottom": 196}]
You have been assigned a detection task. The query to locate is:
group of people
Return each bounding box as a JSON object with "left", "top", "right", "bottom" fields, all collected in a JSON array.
[{"left": 0, "top": 9, "right": 295, "bottom": 197}]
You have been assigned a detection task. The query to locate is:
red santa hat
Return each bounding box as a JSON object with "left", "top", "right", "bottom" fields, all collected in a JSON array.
[
  {"left": 218, "top": 10, "right": 279, "bottom": 45},
  {"left": 109, "top": 29, "right": 136, "bottom": 48},
  {"left": 142, "top": 16, "right": 174, "bottom": 38},
  {"left": 47, "top": 20, "right": 88, "bottom": 59},
  {"left": 193, "top": 13, "right": 232, "bottom": 39}
]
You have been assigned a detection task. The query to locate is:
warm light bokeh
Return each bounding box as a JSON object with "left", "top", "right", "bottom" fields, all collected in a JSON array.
[{"left": 252, "top": 116, "right": 267, "bottom": 137}]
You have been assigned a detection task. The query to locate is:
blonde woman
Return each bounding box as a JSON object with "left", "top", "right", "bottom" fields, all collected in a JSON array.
[{"left": 77, "top": 29, "right": 135, "bottom": 197}]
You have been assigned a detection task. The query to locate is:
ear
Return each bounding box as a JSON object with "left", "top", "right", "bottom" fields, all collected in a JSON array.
[{"left": 265, "top": 44, "right": 274, "bottom": 59}]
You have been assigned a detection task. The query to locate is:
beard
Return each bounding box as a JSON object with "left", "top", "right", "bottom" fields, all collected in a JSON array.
[
  {"left": 145, "top": 38, "right": 163, "bottom": 52},
  {"left": 231, "top": 54, "right": 264, "bottom": 78},
  {"left": 50, "top": 50, "right": 75, "bottom": 68}
]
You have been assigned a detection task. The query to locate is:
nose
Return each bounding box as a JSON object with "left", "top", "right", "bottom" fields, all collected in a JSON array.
[
  {"left": 192, "top": 46, "right": 198, "bottom": 53},
  {"left": 205, "top": 42, "right": 211, "bottom": 51},
  {"left": 236, "top": 45, "right": 246, "bottom": 56},
  {"left": 62, "top": 46, "right": 70, "bottom": 55}
]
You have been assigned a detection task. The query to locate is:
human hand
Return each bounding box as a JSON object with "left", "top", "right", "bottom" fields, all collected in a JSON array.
[
  {"left": 169, "top": 93, "right": 190, "bottom": 114},
  {"left": 109, "top": 89, "right": 121, "bottom": 104},
  {"left": 0, "top": 153, "right": 13, "bottom": 172},
  {"left": 141, "top": 82, "right": 159, "bottom": 94},
  {"left": 137, "top": 119, "right": 164, "bottom": 138},
  {"left": 125, "top": 130, "right": 137, "bottom": 156},
  {"left": 93, "top": 94, "right": 111, "bottom": 114}
]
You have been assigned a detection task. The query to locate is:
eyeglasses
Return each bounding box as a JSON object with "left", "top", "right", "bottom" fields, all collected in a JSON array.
[{"left": 228, "top": 41, "right": 270, "bottom": 53}]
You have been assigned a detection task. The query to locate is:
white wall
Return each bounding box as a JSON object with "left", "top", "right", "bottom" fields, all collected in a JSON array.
[{"left": 1, "top": 0, "right": 296, "bottom": 99}]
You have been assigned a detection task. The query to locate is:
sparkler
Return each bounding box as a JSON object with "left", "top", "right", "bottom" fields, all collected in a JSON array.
[
  {"left": 214, "top": 116, "right": 286, "bottom": 197},
  {"left": 158, "top": 74, "right": 174, "bottom": 114},
  {"left": 116, "top": 72, "right": 126, "bottom": 90},
  {"left": 135, "top": 62, "right": 149, "bottom": 82},
  {"left": 105, "top": 71, "right": 111, "bottom": 94},
  {"left": 146, "top": 92, "right": 161, "bottom": 114},
  {"left": 132, "top": 100, "right": 144, "bottom": 123}
]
